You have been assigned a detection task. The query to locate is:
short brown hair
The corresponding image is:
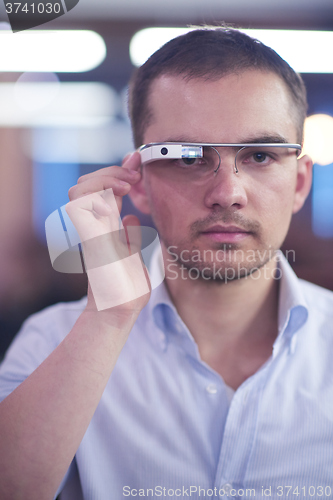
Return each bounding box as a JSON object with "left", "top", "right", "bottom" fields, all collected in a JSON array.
[{"left": 128, "top": 26, "right": 308, "bottom": 147}]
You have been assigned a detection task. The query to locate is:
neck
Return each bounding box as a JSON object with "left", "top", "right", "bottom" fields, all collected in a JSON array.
[{"left": 162, "top": 247, "right": 280, "bottom": 388}]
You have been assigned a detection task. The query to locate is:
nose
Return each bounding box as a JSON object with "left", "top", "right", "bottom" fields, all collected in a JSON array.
[{"left": 203, "top": 156, "right": 248, "bottom": 210}]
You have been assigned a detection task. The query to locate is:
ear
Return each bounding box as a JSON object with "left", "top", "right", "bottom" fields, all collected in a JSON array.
[
  {"left": 128, "top": 172, "right": 151, "bottom": 215},
  {"left": 292, "top": 154, "right": 313, "bottom": 214}
]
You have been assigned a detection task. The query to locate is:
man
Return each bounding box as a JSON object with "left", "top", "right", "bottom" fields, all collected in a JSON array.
[{"left": 0, "top": 27, "right": 332, "bottom": 500}]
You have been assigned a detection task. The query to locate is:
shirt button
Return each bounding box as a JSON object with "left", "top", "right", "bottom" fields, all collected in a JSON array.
[
  {"left": 222, "top": 483, "right": 233, "bottom": 495},
  {"left": 206, "top": 383, "right": 218, "bottom": 394}
]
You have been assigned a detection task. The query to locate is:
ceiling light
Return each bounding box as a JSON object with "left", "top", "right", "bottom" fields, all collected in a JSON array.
[
  {"left": 27, "top": 122, "right": 133, "bottom": 164},
  {"left": 0, "top": 30, "right": 106, "bottom": 72},
  {"left": 130, "top": 27, "right": 333, "bottom": 73},
  {"left": 0, "top": 82, "right": 117, "bottom": 127}
]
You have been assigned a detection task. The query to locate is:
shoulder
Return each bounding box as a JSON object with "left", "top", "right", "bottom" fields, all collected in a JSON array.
[
  {"left": 299, "top": 278, "right": 333, "bottom": 299},
  {"left": 8, "top": 295, "right": 87, "bottom": 345},
  {"left": 0, "top": 297, "right": 87, "bottom": 402},
  {"left": 22, "top": 296, "right": 88, "bottom": 334}
]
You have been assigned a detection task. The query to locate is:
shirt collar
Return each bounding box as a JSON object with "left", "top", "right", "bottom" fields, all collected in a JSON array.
[
  {"left": 276, "top": 251, "right": 308, "bottom": 335},
  {"left": 147, "top": 249, "right": 198, "bottom": 353},
  {"left": 273, "top": 251, "right": 308, "bottom": 355},
  {"left": 148, "top": 249, "right": 309, "bottom": 352}
]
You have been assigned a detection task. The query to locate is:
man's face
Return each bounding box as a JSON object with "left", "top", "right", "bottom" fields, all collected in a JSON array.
[{"left": 137, "top": 70, "right": 308, "bottom": 281}]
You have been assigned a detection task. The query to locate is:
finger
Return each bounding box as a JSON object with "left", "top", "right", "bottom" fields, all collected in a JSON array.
[
  {"left": 69, "top": 176, "right": 131, "bottom": 202},
  {"left": 65, "top": 190, "right": 121, "bottom": 240},
  {"left": 121, "top": 152, "right": 132, "bottom": 165},
  {"left": 122, "top": 214, "right": 142, "bottom": 256},
  {"left": 68, "top": 188, "right": 115, "bottom": 218},
  {"left": 122, "top": 151, "right": 142, "bottom": 173},
  {"left": 77, "top": 164, "right": 140, "bottom": 184},
  {"left": 123, "top": 215, "right": 152, "bottom": 294},
  {"left": 91, "top": 191, "right": 113, "bottom": 217}
]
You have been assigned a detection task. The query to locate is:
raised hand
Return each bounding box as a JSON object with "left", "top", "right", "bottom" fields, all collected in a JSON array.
[{"left": 66, "top": 152, "right": 151, "bottom": 315}]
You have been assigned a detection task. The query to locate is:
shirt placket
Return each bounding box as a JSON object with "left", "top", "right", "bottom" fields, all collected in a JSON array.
[{"left": 213, "top": 373, "right": 265, "bottom": 499}]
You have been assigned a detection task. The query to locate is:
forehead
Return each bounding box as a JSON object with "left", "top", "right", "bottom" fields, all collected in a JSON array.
[{"left": 143, "top": 71, "right": 297, "bottom": 144}]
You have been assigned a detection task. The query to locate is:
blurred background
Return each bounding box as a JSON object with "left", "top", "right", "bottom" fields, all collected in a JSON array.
[{"left": 0, "top": 0, "right": 332, "bottom": 358}]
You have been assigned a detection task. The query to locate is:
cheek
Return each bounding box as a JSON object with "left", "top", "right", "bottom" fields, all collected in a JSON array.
[
  {"left": 143, "top": 171, "right": 191, "bottom": 238},
  {"left": 254, "top": 175, "right": 297, "bottom": 239},
  {"left": 144, "top": 161, "right": 212, "bottom": 203},
  {"left": 143, "top": 167, "right": 203, "bottom": 214}
]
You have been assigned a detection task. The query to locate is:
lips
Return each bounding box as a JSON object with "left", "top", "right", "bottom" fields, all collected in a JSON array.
[
  {"left": 200, "top": 225, "right": 251, "bottom": 243},
  {"left": 202, "top": 225, "right": 249, "bottom": 234}
]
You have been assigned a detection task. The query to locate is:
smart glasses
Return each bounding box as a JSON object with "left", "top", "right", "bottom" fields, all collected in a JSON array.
[{"left": 139, "top": 142, "right": 302, "bottom": 177}]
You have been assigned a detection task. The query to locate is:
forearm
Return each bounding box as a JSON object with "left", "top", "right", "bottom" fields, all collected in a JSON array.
[{"left": 0, "top": 307, "right": 137, "bottom": 500}]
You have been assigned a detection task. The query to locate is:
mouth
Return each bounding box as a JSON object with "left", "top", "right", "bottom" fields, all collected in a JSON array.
[{"left": 200, "top": 225, "right": 251, "bottom": 243}]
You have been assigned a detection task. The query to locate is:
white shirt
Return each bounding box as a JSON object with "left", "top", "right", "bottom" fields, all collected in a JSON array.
[{"left": 1, "top": 253, "right": 333, "bottom": 499}]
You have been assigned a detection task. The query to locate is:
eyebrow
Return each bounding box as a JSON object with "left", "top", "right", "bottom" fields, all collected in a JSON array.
[
  {"left": 237, "top": 134, "right": 289, "bottom": 144},
  {"left": 164, "top": 134, "right": 290, "bottom": 144}
]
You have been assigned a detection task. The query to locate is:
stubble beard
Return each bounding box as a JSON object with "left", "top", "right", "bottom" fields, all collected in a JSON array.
[
  {"left": 159, "top": 211, "right": 277, "bottom": 284},
  {"left": 165, "top": 242, "right": 274, "bottom": 283}
]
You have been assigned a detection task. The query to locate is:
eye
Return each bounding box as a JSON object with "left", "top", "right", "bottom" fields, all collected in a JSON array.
[
  {"left": 173, "top": 157, "right": 203, "bottom": 169},
  {"left": 181, "top": 157, "right": 198, "bottom": 166},
  {"left": 237, "top": 147, "right": 276, "bottom": 169},
  {"left": 252, "top": 152, "right": 268, "bottom": 163}
]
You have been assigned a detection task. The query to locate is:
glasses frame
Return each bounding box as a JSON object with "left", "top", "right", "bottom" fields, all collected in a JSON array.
[{"left": 139, "top": 142, "right": 302, "bottom": 174}]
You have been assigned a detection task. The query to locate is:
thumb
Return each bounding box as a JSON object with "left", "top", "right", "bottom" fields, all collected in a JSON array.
[
  {"left": 122, "top": 215, "right": 142, "bottom": 256},
  {"left": 123, "top": 215, "right": 152, "bottom": 294}
]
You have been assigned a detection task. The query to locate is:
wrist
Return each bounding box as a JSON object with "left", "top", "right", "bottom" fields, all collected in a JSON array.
[{"left": 82, "top": 300, "right": 141, "bottom": 336}]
